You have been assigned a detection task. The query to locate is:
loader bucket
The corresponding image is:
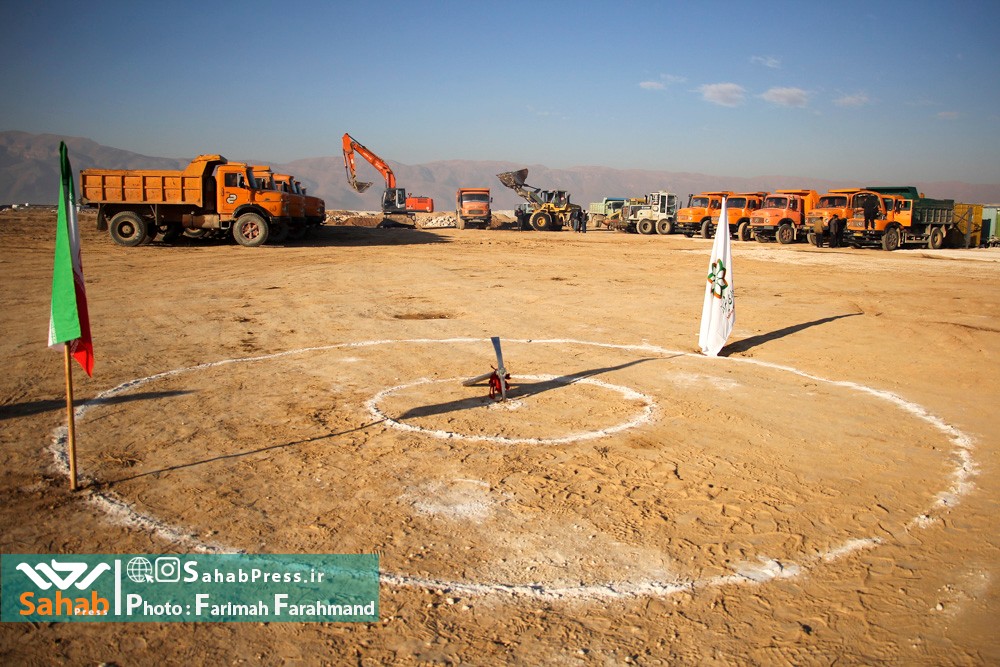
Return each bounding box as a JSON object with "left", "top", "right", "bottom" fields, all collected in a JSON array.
[{"left": 496, "top": 168, "right": 528, "bottom": 190}]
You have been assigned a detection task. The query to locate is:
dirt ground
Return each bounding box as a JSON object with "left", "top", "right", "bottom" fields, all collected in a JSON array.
[{"left": 1, "top": 208, "right": 998, "bottom": 665}]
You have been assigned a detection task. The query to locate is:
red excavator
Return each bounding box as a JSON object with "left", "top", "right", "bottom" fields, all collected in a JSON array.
[{"left": 341, "top": 133, "right": 433, "bottom": 217}]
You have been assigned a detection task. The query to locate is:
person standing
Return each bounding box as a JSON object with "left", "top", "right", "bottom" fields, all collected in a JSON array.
[{"left": 863, "top": 194, "right": 879, "bottom": 230}]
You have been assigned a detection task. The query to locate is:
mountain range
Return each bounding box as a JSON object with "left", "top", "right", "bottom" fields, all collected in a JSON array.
[{"left": 3, "top": 130, "right": 999, "bottom": 210}]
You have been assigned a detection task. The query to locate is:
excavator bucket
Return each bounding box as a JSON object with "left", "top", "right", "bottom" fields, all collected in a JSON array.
[
  {"left": 496, "top": 168, "right": 529, "bottom": 190},
  {"left": 347, "top": 174, "right": 373, "bottom": 194}
]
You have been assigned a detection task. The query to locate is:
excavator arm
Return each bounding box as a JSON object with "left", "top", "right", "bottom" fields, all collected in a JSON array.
[{"left": 342, "top": 133, "right": 396, "bottom": 193}]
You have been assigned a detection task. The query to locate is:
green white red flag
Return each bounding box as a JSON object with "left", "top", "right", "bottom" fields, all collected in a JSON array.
[
  {"left": 698, "top": 196, "right": 735, "bottom": 356},
  {"left": 48, "top": 141, "right": 94, "bottom": 376}
]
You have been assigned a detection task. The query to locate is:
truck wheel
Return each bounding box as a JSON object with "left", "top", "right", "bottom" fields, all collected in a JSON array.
[
  {"left": 269, "top": 222, "right": 289, "bottom": 244},
  {"left": 737, "top": 221, "right": 751, "bottom": 242},
  {"left": 807, "top": 232, "right": 819, "bottom": 246},
  {"left": 754, "top": 231, "right": 767, "bottom": 243},
  {"left": 700, "top": 220, "right": 712, "bottom": 238},
  {"left": 637, "top": 219, "right": 655, "bottom": 235},
  {"left": 456, "top": 213, "right": 466, "bottom": 230},
  {"left": 928, "top": 226, "right": 945, "bottom": 249},
  {"left": 881, "top": 226, "right": 900, "bottom": 251},
  {"left": 655, "top": 218, "right": 674, "bottom": 235},
  {"left": 233, "top": 212, "right": 269, "bottom": 247},
  {"left": 109, "top": 211, "right": 150, "bottom": 247},
  {"left": 776, "top": 223, "right": 794, "bottom": 244}
]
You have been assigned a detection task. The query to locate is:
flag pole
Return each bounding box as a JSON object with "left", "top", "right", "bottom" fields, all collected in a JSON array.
[{"left": 63, "top": 343, "right": 79, "bottom": 491}]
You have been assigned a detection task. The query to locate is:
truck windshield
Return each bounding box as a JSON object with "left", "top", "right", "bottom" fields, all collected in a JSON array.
[
  {"left": 462, "top": 193, "right": 490, "bottom": 203},
  {"left": 690, "top": 197, "right": 709, "bottom": 208},
  {"left": 763, "top": 197, "right": 788, "bottom": 209},
  {"left": 727, "top": 197, "right": 747, "bottom": 209},
  {"left": 819, "top": 196, "right": 847, "bottom": 208}
]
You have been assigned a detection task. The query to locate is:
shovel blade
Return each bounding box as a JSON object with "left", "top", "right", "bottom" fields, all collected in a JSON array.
[{"left": 496, "top": 168, "right": 528, "bottom": 190}]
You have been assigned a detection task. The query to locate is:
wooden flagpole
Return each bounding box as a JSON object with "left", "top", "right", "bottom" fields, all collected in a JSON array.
[{"left": 64, "top": 343, "right": 78, "bottom": 491}]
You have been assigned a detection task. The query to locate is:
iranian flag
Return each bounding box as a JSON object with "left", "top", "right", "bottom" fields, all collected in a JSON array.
[
  {"left": 48, "top": 141, "right": 94, "bottom": 376},
  {"left": 698, "top": 196, "right": 735, "bottom": 356}
]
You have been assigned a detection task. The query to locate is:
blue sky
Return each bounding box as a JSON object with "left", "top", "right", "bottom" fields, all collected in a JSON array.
[{"left": 3, "top": 0, "right": 999, "bottom": 183}]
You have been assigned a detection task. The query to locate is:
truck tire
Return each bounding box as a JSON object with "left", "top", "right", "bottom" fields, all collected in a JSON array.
[
  {"left": 456, "top": 213, "right": 466, "bottom": 230},
  {"left": 269, "top": 222, "right": 289, "bottom": 244},
  {"left": 928, "top": 226, "right": 945, "bottom": 250},
  {"left": 700, "top": 219, "right": 712, "bottom": 239},
  {"left": 109, "top": 211, "right": 150, "bottom": 247},
  {"left": 776, "top": 223, "right": 795, "bottom": 244},
  {"left": 655, "top": 218, "right": 674, "bottom": 235},
  {"left": 233, "top": 212, "right": 269, "bottom": 247},
  {"left": 530, "top": 210, "right": 554, "bottom": 231},
  {"left": 881, "top": 226, "right": 901, "bottom": 251},
  {"left": 737, "top": 221, "right": 751, "bottom": 242},
  {"left": 637, "top": 219, "right": 655, "bottom": 235}
]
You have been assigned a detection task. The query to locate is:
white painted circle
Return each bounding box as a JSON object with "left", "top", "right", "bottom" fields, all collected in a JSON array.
[
  {"left": 47, "top": 338, "right": 977, "bottom": 601},
  {"left": 366, "top": 374, "right": 655, "bottom": 445}
]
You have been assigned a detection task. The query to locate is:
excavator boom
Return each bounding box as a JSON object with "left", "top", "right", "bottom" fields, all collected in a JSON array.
[{"left": 342, "top": 133, "right": 396, "bottom": 193}]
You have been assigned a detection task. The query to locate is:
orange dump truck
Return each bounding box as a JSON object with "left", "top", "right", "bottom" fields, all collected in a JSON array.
[
  {"left": 750, "top": 189, "right": 819, "bottom": 244},
  {"left": 804, "top": 188, "right": 864, "bottom": 246},
  {"left": 81, "top": 155, "right": 296, "bottom": 247},
  {"left": 844, "top": 186, "right": 955, "bottom": 251},
  {"left": 676, "top": 191, "right": 732, "bottom": 237},
  {"left": 456, "top": 188, "right": 492, "bottom": 229},
  {"left": 272, "top": 172, "right": 326, "bottom": 236},
  {"left": 710, "top": 191, "right": 767, "bottom": 241}
]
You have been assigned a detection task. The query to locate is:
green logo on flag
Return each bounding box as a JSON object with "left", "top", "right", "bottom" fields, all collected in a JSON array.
[{"left": 707, "top": 259, "right": 729, "bottom": 299}]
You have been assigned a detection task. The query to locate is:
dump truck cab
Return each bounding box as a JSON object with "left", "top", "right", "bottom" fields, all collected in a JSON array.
[
  {"left": 676, "top": 191, "right": 733, "bottom": 238},
  {"left": 805, "top": 188, "right": 864, "bottom": 246},
  {"left": 710, "top": 191, "right": 767, "bottom": 241},
  {"left": 456, "top": 188, "right": 492, "bottom": 229},
  {"left": 750, "top": 189, "right": 819, "bottom": 244}
]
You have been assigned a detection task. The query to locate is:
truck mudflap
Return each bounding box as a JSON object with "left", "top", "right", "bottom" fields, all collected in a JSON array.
[{"left": 496, "top": 169, "right": 528, "bottom": 189}]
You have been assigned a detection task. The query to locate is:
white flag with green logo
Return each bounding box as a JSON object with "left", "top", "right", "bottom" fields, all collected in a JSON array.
[{"left": 698, "top": 196, "right": 735, "bottom": 356}]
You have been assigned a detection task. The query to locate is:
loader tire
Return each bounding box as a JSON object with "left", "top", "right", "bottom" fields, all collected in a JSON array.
[
  {"left": 656, "top": 218, "right": 674, "bottom": 235},
  {"left": 637, "top": 219, "right": 655, "bottom": 235},
  {"left": 529, "top": 211, "right": 554, "bottom": 231},
  {"left": 109, "top": 211, "right": 149, "bottom": 247},
  {"left": 233, "top": 212, "right": 269, "bottom": 247}
]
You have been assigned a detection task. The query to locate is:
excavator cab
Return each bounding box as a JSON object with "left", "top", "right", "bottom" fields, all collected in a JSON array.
[{"left": 382, "top": 187, "right": 408, "bottom": 214}]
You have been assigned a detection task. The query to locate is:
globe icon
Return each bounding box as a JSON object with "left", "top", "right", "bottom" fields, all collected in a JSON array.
[{"left": 126, "top": 557, "right": 154, "bottom": 583}]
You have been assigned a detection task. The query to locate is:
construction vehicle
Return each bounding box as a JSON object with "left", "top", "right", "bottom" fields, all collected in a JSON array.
[
  {"left": 495, "top": 168, "right": 582, "bottom": 231},
  {"left": 804, "top": 188, "right": 865, "bottom": 246},
  {"left": 615, "top": 191, "right": 681, "bottom": 235},
  {"left": 79, "top": 155, "right": 297, "bottom": 247},
  {"left": 587, "top": 197, "right": 626, "bottom": 229},
  {"left": 709, "top": 192, "right": 768, "bottom": 240},
  {"left": 844, "top": 187, "right": 955, "bottom": 251},
  {"left": 341, "top": 133, "right": 434, "bottom": 219},
  {"left": 455, "top": 188, "right": 492, "bottom": 229},
  {"left": 750, "top": 189, "right": 819, "bottom": 244},
  {"left": 675, "top": 191, "right": 733, "bottom": 237},
  {"left": 251, "top": 165, "right": 306, "bottom": 242},
  {"left": 268, "top": 170, "right": 326, "bottom": 238}
]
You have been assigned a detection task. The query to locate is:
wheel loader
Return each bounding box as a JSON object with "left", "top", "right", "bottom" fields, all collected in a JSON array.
[{"left": 496, "top": 168, "right": 582, "bottom": 232}]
